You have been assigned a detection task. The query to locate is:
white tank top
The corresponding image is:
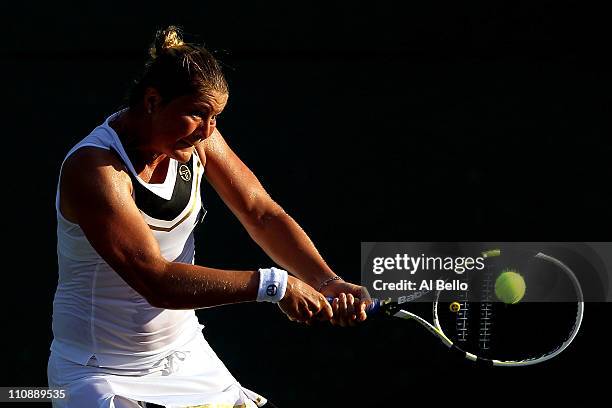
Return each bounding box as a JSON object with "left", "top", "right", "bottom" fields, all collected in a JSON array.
[{"left": 51, "top": 109, "right": 207, "bottom": 369}]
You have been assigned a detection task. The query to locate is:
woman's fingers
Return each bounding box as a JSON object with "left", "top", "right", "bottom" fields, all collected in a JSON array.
[
  {"left": 315, "top": 296, "right": 333, "bottom": 321},
  {"left": 285, "top": 296, "right": 334, "bottom": 325},
  {"left": 332, "top": 293, "right": 358, "bottom": 327},
  {"left": 356, "top": 298, "right": 368, "bottom": 321},
  {"left": 327, "top": 293, "right": 369, "bottom": 326}
]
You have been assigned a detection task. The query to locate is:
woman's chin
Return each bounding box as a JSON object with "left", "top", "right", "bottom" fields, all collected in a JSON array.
[{"left": 172, "top": 146, "right": 195, "bottom": 163}]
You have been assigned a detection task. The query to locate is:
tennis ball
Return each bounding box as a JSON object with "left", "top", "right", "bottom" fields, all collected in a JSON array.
[
  {"left": 449, "top": 302, "right": 461, "bottom": 312},
  {"left": 495, "top": 270, "right": 526, "bottom": 304}
]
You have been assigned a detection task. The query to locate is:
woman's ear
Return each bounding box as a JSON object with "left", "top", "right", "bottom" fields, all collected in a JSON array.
[{"left": 143, "top": 87, "right": 162, "bottom": 114}]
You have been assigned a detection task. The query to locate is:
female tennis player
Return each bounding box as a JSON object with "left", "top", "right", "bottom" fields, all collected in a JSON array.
[{"left": 47, "top": 26, "right": 368, "bottom": 408}]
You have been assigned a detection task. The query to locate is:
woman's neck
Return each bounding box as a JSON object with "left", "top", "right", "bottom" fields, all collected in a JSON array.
[{"left": 110, "top": 108, "right": 167, "bottom": 171}]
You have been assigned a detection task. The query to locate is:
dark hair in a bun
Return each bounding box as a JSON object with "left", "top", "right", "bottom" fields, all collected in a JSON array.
[{"left": 127, "top": 25, "right": 228, "bottom": 108}]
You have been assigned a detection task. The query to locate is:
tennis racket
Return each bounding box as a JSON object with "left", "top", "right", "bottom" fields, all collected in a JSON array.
[{"left": 337, "top": 248, "right": 584, "bottom": 366}]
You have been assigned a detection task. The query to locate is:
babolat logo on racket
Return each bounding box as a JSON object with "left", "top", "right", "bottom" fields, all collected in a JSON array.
[
  {"left": 266, "top": 284, "right": 278, "bottom": 296},
  {"left": 397, "top": 290, "right": 431, "bottom": 304},
  {"left": 179, "top": 165, "right": 191, "bottom": 181}
]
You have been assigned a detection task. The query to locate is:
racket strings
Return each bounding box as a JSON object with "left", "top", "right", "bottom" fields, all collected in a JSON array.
[
  {"left": 455, "top": 272, "right": 470, "bottom": 343},
  {"left": 440, "top": 253, "right": 583, "bottom": 365},
  {"left": 373, "top": 249, "right": 584, "bottom": 366},
  {"left": 478, "top": 264, "right": 495, "bottom": 351}
]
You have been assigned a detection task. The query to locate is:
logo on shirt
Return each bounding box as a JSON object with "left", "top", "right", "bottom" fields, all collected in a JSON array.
[
  {"left": 266, "top": 284, "right": 278, "bottom": 297},
  {"left": 179, "top": 165, "right": 191, "bottom": 181}
]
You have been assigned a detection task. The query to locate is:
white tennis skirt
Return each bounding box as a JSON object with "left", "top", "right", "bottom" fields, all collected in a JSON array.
[{"left": 47, "top": 334, "right": 266, "bottom": 408}]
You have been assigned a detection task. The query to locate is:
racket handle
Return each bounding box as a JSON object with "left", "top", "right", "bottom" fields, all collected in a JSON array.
[{"left": 325, "top": 297, "right": 382, "bottom": 314}]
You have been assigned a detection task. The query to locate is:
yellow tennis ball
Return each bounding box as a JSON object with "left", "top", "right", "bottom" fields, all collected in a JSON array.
[
  {"left": 449, "top": 302, "right": 461, "bottom": 312},
  {"left": 495, "top": 270, "right": 526, "bottom": 304}
]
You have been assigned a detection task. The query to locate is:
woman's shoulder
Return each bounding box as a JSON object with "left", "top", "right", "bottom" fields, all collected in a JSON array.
[
  {"left": 62, "top": 146, "right": 131, "bottom": 188},
  {"left": 196, "top": 128, "right": 230, "bottom": 167},
  {"left": 59, "top": 147, "right": 133, "bottom": 223},
  {"left": 66, "top": 145, "right": 125, "bottom": 167}
]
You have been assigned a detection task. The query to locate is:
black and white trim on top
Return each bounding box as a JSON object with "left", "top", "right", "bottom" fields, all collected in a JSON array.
[
  {"left": 111, "top": 147, "right": 204, "bottom": 233},
  {"left": 130, "top": 155, "right": 194, "bottom": 221}
]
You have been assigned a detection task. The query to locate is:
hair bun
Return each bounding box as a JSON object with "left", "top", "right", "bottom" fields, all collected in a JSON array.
[{"left": 150, "top": 26, "right": 185, "bottom": 59}]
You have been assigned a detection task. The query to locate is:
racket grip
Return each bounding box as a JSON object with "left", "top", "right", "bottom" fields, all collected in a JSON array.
[{"left": 325, "top": 297, "right": 382, "bottom": 314}]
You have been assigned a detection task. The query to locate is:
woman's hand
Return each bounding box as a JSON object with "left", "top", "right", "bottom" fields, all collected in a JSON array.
[
  {"left": 320, "top": 280, "right": 371, "bottom": 327},
  {"left": 278, "top": 276, "right": 333, "bottom": 324}
]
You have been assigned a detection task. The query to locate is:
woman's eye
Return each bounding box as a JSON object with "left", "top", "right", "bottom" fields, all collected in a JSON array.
[
  {"left": 191, "top": 111, "right": 206, "bottom": 119},
  {"left": 191, "top": 111, "right": 219, "bottom": 124}
]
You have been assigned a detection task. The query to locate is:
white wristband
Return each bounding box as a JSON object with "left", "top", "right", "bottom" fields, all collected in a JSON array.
[{"left": 257, "top": 267, "right": 288, "bottom": 303}]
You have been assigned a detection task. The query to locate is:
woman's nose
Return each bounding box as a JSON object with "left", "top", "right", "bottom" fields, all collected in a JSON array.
[{"left": 200, "top": 121, "right": 215, "bottom": 139}]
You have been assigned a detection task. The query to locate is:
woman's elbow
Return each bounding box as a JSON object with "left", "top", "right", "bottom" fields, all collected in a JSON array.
[
  {"left": 121, "top": 256, "right": 170, "bottom": 308},
  {"left": 245, "top": 202, "right": 287, "bottom": 230}
]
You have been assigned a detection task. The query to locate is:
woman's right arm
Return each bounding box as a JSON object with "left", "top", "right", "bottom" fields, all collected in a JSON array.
[{"left": 60, "top": 147, "right": 331, "bottom": 322}]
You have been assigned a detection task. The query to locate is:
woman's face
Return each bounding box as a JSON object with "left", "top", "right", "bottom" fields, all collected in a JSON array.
[{"left": 147, "top": 89, "right": 228, "bottom": 163}]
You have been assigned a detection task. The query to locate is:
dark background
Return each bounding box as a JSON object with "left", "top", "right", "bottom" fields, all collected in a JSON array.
[{"left": 3, "top": 0, "right": 611, "bottom": 406}]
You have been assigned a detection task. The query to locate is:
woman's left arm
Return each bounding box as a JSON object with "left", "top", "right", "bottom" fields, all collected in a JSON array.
[{"left": 199, "top": 129, "right": 369, "bottom": 326}]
